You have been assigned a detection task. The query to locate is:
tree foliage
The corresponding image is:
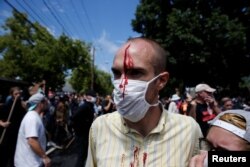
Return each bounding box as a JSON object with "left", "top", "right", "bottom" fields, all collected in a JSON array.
[
  {"left": 69, "top": 67, "right": 113, "bottom": 96},
  {"left": 132, "top": 0, "right": 250, "bottom": 95},
  {"left": 0, "top": 10, "right": 112, "bottom": 94},
  {"left": 93, "top": 68, "right": 113, "bottom": 95}
]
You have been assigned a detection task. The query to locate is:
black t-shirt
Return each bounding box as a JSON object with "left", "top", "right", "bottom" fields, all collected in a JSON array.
[
  {"left": 70, "top": 101, "right": 94, "bottom": 137},
  {"left": 195, "top": 102, "right": 216, "bottom": 136},
  {"left": 101, "top": 100, "right": 113, "bottom": 114},
  {"left": 0, "top": 98, "right": 26, "bottom": 145}
]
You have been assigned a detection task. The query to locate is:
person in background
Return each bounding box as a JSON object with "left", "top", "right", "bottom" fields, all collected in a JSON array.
[
  {"left": 161, "top": 96, "right": 171, "bottom": 110},
  {"left": 94, "top": 95, "right": 103, "bottom": 117},
  {"left": 179, "top": 93, "right": 193, "bottom": 115},
  {"left": 220, "top": 96, "right": 234, "bottom": 111},
  {"left": 101, "top": 94, "right": 114, "bottom": 114},
  {"left": 0, "top": 119, "right": 10, "bottom": 127},
  {"left": 14, "top": 93, "right": 51, "bottom": 167},
  {"left": 242, "top": 96, "right": 250, "bottom": 111},
  {"left": 167, "top": 94, "right": 181, "bottom": 113},
  {"left": 0, "top": 86, "right": 27, "bottom": 167},
  {"left": 189, "top": 110, "right": 250, "bottom": 167},
  {"left": 86, "top": 37, "right": 202, "bottom": 167},
  {"left": 188, "top": 83, "right": 221, "bottom": 136},
  {"left": 51, "top": 95, "right": 70, "bottom": 147},
  {"left": 70, "top": 90, "right": 96, "bottom": 167}
]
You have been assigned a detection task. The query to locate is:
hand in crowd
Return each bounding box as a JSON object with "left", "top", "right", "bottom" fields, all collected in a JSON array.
[
  {"left": 42, "top": 156, "right": 51, "bottom": 167},
  {"left": 205, "top": 96, "right": 216, "bottom": 105},
  {"left": 189, "top": 150, "right": 208, "bottom": 167},
  {"left": 109, "top": 98, "right": 113, "bottom": 104},
  {"left": 106, "top": 95, "right": 113, "bottom": 104},
  {"left": 0, "top": 120, "right": 11, "bottom": 128}
]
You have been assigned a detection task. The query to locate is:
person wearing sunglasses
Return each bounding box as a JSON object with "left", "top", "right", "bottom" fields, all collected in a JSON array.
[{"left": 189, "top": 109, "right": 250, "bottom": 167}]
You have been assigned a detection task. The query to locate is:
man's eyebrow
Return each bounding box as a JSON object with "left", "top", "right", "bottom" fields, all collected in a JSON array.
[
  {"left": 111, "top": 67, "right": 145, "bottom": 73},
  {"left": 126, "top": 67, "right": 145, "bottom": 73}
]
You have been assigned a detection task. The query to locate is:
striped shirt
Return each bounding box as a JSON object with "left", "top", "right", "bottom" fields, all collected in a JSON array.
[{"left": 86, "top": 107, "right": 202, "bottom": 167}]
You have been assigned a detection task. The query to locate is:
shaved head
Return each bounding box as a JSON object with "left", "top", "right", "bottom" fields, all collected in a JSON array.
[{"left": 117, "top": 37, "right": 168, "bottom": 75}]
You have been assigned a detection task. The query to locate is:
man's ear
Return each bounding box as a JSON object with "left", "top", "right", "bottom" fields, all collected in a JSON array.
[{"left": 158, "top": 71, "right": 169, "bottom": 90}]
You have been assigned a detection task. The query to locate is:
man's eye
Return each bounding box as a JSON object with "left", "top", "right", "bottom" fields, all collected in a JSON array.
[
  {"left": 128, "top": 72, "right": 138, "bottom": 76},
  {"left": 126, "top": 70, "right": 143, "bottom": 78},
  {"left": 112, "top": 70, "right": 121, "bottom": 79}
]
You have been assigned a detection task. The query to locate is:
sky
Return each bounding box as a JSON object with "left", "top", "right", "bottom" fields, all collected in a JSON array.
[{"left": 0, "top": 0, "right": 140, "bottom": 74}]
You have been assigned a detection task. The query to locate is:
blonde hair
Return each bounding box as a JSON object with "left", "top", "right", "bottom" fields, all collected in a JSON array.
[
  {"left": 219, "top": 113, "right": 250, "bottom": 150},
  {"left": 219, "top": 113, "right": 246, "bottom": 130}
]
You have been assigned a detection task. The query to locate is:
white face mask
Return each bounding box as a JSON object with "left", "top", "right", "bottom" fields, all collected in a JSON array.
[{"left": 113, "top": 75, "right": 160, "bottom": 122}]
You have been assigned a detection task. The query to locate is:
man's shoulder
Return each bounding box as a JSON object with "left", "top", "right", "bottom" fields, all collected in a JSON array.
[
  {"left": 164, "top": 112, "right": 202, "bottom": 135},
  {"left": 22, "top": 111, "right": 39, "bottom": 121},
  {"left": 166, "top": 111, "right": 197, "bottom": 124},
  {"left": 95, "top": 111, "right": 120, "bottom": 120}
]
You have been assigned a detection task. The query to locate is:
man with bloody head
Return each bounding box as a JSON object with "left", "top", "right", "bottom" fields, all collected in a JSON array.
[{"left": 86, "top": 37, "right": 203, "bottom": 167}]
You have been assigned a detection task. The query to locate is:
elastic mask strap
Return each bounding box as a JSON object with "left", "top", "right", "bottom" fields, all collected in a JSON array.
[
  {"left": 151, "top": 101, "right": 159, "bottom": 106},
  {"left": 144, "top": 74, "right": 163, "bottom": 106},
  {"left": 145, "top": 73, "right": 163, "bottom": 94},
  {"left": 147, "top": 73, "right": 163, "bottom": 85}
]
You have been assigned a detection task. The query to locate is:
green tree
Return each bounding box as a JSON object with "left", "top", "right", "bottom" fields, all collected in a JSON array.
[
  {"left": 69, "top": 66, "right": 91, "bottom": 93},
  {"left": 69, "top": 67, "right": 113, "bottom": 96},
  {"left": 132, "top": 0, "right": 250, "bottom": 95},
  {"left": 93, "top": 68, "right": 113, "bottom": 95},
  {"left": 0, "top": 10, "right": 91, "bottom": 90}
]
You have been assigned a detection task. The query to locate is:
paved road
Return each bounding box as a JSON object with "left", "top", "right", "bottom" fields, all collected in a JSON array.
[{"left": 48, "top": 138, "right": 84, "bottom": 167}]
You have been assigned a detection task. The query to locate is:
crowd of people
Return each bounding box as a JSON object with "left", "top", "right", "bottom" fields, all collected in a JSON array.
[
  {"left": 0, "top": 37, "right": 249, "bottom": 167},
  {"left": 0, "top": 84, "right": 116, "bottom": 167}
]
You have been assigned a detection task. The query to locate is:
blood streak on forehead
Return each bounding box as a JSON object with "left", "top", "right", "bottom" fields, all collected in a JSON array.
[
  {"left": 119, "top": 43, "right": 134, "bottom": 98},
  {"left": 123, "top": 44, "right": 134, "bottom": 76}
]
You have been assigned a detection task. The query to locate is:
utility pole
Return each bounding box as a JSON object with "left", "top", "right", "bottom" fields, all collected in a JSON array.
[{"left": 91, "top": 47, "right": 95, "bottom": 90}]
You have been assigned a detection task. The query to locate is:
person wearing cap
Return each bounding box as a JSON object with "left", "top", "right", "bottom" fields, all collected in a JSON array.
[
  {"left": 167, "top": 94, "right": 181, "bottom": 113},
  {"left": 188, "top": 83, "right": 221, "bottom": 136},
  {"left": 14, "top": 93, "right": 51, "bottom": 167},
  {"left": 70, "top": 90, "right": 96, "bottom": 166},
  {"left": 189, "top": 110, "right": 250, "bottom": 167}
]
